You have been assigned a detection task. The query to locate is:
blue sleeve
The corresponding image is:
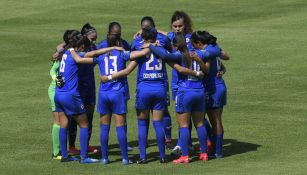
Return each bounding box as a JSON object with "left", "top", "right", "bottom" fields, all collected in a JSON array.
[
  {"left": 122, "top": 51, "right": 131, "bottom": 61},
  {"left": 149, "top": 45, "right": 181, "bottom": 61},
  {"left": 200, "top": 50, "right": 211, "bottom": 61},
  {"left": 122, "top": 40, "right": 130, "bottom": 51},
  {"left": 130, "top": 40, "right": 136, "bottom": 51}
]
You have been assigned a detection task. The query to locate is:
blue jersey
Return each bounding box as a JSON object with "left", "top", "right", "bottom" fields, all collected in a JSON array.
[
  {"left": 78, "top": 44, "right": 96, "bottom": 84},
  {"left": 167, "top": 32, "right": 193, "bottom": 92},
  {"left": 131, "top": 32, "right": 172, "bottom": 52},
  {"left": 136, "top": 46, "right": 168, "bottom": 86},
  {"left": 56, "top": 50, "right": 81, "bottom": 94},
  {"left": 201, "top": 44, "right": 223, "bottom": 87},
  {"left": 96, "top": 50, "right": 130, "bottom": 91},
  {"left": 174, "top": 51, "right": 206, "bottom": 89},
  {"left": 96, "top": 39, "right": 130, "bottom": 51}
]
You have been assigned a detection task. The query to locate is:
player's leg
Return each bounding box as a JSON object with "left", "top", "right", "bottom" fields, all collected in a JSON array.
[
  {"left": 173, "top": 112, "right": 190, "bottom": 164},
  {"left": 152, "top": 110, "right": 166, "bottom": 163},
  {"left": 48, "top": 85, "right": 61, "bottom": 159},
  {"left": 136, "top": 109, "right": 149, "bottom": 164},
  {"left": 192, "top": 112, "right": 208, "bottom": 161},
  {"left": 114, "top": 114, "right": 132, "bottom": 165},
  {"left": 100, "top": 113, "right": 111, "bottom": 164}
]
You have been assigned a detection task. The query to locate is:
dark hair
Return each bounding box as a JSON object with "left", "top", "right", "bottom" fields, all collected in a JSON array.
[
  {"left": 107, "top": 33, "right": 121, "bottom": 47},
  {"left": 171, "top": 11, "right": 193, "bottom": 34},
  {"left": 141, "top": 26, "right": 157, "bottom": 42},
  {"left": 81, "top": 23, "right": 96, "bottom": 36},
  {"left": 141, "top": 16, "right": 155, "bottom": 28},
  {"left": 108, "top": 22, "right": 121, "bottom": 34},
  {"left": 190, "top": 31, "right": 217, "bottom": 46},
  {"left": 173, "top": 34, "right": 192, "bottom": 68},
  {"left": 63, "top": 30, "right": 74, "bottom": 45},
  {"left": 67, "top": 31, "right": 91, "bottom": 51}
]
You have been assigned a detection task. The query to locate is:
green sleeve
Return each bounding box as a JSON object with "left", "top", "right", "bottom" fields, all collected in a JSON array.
[{"left": 50, "top": 61, "right": 60, "bottom": 80}]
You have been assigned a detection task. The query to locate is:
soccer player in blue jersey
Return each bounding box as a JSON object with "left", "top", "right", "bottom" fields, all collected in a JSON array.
[
  {"left": 55, "top": 31, "right": 99, "bottom": 164},
  {"left": 148, "top": 34, "right": 210, "bottom": 163},
  {"left": 131, "top": 16, "right": 174, "bottom": 149},
  {"left": 160, "top": 11, "right": 195, "bottom": 155},
  {"left": 190, "top": 31, "right": 229, "bottom": 158},
  {"left": 78, "top": 23, "right": 98, "bottom": 154},
  {"left": 96, "top": 22, "right": 133, "bottom": 151}
]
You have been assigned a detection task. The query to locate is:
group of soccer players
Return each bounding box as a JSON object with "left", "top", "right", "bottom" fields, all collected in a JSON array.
[{"left": 48, "top": 10, "right": 229, "bottom": 165}]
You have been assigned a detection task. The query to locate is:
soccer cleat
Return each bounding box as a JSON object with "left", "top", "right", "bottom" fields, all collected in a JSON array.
[
  {"left": 61, "top": 156, "right": 79, "bottom": 162},
  {"left": 171, "top": 145, "right": 181, "bottom": 155},
  {"left": 199, "top": 153, "right": 208, "bottom": 161},
  {"left": 80, "top": 157, "right": 100, "bottom": 164},
  {"left": 165, "top": 139, "right": 173, "bottom": 150},
  {"left": 101, "top": 159, "right": 109, "bottom": 165},
  {"left": 68, "top": 146, "right": 80, "bottom": 155},
  {"left": 160, "top": 158, "right": 167, "bottom": 164},
  {"left": 136, "top": 158, "right": 147, "bottom": 164},
  {"left": 172, "top": 156, "right": 189, "bottom": 164},
  {"left": 87, "top": 145, "right": 98, "bottom": 154},
  {"left": 52, "top": 153, "right": 62, "bottom": 160},
  {"left": 122, "top": 159, "right": 133, "bottom": 165},
  {"left": 127, "top": 145, "right": 133, "bottom": 151},
  {"left": 214, "top": 153, "right": 223, "bottom": 158}
]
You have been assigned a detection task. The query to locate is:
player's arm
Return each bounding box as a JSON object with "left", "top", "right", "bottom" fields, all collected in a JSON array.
[
  {"left": 129, "top": 48, "right": 151, "bottom": 60},
  {"left": 84, "top": 46, "right": 125, "bottom": 57},
  {"left": 217, "top": 63, "right": 226, "bottom": 77},
  {"left": 190, "top": 52, "right": 210, "bottom": 74},
  {"left": 157, "top": 30, "right": 168, "bottom": 36},
  {"left": 50, "top": 61, "right": 60, "bottom": 80},
  {"left": 100, "top": 61, "right": 138, "bottom": 82},
  {"left": 167, "top": 61, "right": 204, "bottom": 79},
  {"left": 69, "top": 48, "right": 95, "bottom": 64},
  {"left": 148, "top": 45, "right": 181, "bottom": 61},
  {"left": 220, "top": 49, "right": 230, "bottom": 60}
]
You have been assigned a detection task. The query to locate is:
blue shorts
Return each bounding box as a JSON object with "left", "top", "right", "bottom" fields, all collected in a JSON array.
[
  {"left": 97, "top": 88, "right": 127, "bottom": 115},
  {"left": 135, "top": 83, "right": 166, "bottom": 111},
  {"left": 176, "top": 87, "right": 206, "bottom": 113},
  {"left": 206, "top": 83, "right": 227, "bottom": 109},
  {"left": 55, "top": 92, "right": 85, "bottom": 116},
  {"left": 79, "top": 82, "right": 96, "bottom": 105}
]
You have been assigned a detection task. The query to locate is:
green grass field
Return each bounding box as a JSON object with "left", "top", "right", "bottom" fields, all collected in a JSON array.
[{"left": 1, "top": 0, "right": 307, "bottom": 174}]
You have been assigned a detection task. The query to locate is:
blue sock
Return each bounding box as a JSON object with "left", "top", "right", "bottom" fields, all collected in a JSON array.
[
  {"left": 196, "top": 126, "right": 207, "bottom": 153},
  {"left": 138, "top": 119, "right": 148, "bottom": 159},
  {"left": 188, "top": 121, "right": 192, "bottom": 147},
  {"left": 100, "top": 124, "right": 110, "bottom": 160},
  {"left": 163, "top": 113, "right": 172, "bottom": 140},
  {"left": 146, "top": 116, "right": 150, "bottom": 141},
  {"left": 153, "top": 120, "right": 165, "bottom": 159},
  {"left": 177, "top": 128, "right": 182, "bottom": 147},
  {"left": 68, "top": 119, "right": 77, "bottom": 147},
  {"left": 215, "top": 133, "right": 223, "bottom": 155},
  {"left": 87, "top": 112, "right": 94, "bottom": 144},
  {"left": 204, "top": 118, "right": 213, "bottom": 141},
  {"left": 80, "top": 128, "right": 88, "bottom": 159},
  {"left": 59, "top": 128, "right": 68, "bottom": 158},
  {"left": 116, "top": 126, "right": 128, "bottom": 160},
  {"left": 179, "top": 127, "right": 190, "bottom": 156}
]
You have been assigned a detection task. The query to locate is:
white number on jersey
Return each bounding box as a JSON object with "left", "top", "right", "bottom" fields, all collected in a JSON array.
[
  {"left": 145, "top": 53, "right": 162, "bottom": 71},
  {"left": 104, "top": 56, "right": 118, "bottom": 75},
  {"left": 59, "top": 54, "right": 67, "bottom": 73},
  {"left": 188, "top": 60, "right": 200, "bottom": 81}
]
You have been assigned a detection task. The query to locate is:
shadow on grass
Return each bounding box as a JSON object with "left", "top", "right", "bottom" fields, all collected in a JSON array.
[{"left": 87, "top": 138, "right": 261, "bottom": 163}]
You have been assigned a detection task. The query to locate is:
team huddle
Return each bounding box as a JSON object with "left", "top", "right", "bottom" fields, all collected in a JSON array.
[{"left": 48, "top": 11, "right": 229, "bottom": 165}]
